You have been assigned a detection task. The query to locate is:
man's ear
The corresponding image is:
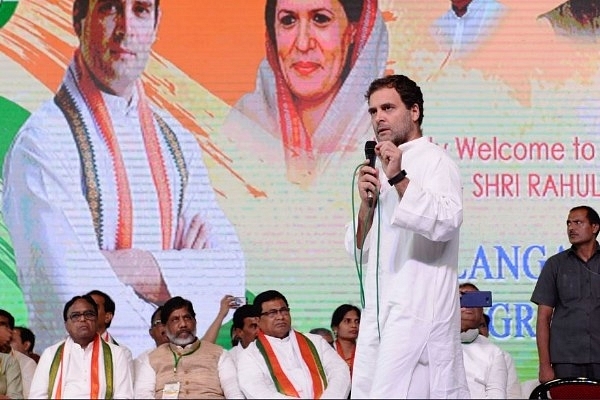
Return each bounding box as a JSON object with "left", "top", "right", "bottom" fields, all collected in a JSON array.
[
  {"left": 105, "top": 311, "right": 114, "bottom": 324},
  {"left": 23, "top": 340, "right": 32, "bottom": 352}
]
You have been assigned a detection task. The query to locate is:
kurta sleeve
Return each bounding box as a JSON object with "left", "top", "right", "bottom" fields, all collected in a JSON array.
[
  {"left": 28, "top": 345, "right": 55, "bottom": 399},
  {"left": 112, "top": 345, "right": 134, "bottom": 399},
  {"left": 485, "top": 346, "right": 508, "bottom": 399},
  {"left": 392, "top": 153, "right": 463, "bottom": 242},
  {"left": 133, "top": 351, "right": 157, "bottom": 399},
  {"left": 217, "top": 350, "right": 244, "bottom": 398},
  {"left": 2, "top": 354, "right": 23, "bottom": 399}
]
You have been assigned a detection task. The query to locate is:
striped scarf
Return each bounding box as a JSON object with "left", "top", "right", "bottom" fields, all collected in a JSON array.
[{"left": 256, "top": 330, "right": 328, "bottom": 398}]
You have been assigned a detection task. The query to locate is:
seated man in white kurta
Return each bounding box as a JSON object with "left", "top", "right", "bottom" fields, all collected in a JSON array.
[
  {"left": 29, "top": 295, "right": 133, "bottom": 399},
  {"left": 460, "top": 283, "right": 507, "bottom": 399},
  {"left": 237, "top": 290, "right": 350, "bottom": 399},
  {"left": 2, "top": 0, "right": 245, "bottom": 356}
]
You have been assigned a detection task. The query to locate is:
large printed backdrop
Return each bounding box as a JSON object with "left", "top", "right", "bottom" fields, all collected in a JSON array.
[{"left": 2, "top": 0, "right": 600, "bottom": 380}]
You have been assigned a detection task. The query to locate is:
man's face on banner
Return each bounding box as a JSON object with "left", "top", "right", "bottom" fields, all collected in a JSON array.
[{"left": 79, "top": 0, "right": 159, "bottom": 97}]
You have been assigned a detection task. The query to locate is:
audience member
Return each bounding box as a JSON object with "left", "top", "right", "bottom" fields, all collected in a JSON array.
[
  {"left": 460, "top": 283, "right": 507, "bottom": 398},
  {"left": 87, "top": 290, "right": 133, "bottom": 366},
  {"left": 331, "top": 304, "right": 360, "bottom": 377},
  {"left": 200, "top": 295, "right": 241, "bottom": 344},
  {"left": 148, "top": 306, "right": 169, "bottom": 348},
  {"left": 134, "top": 296, "right": 244, "bottom": 398},
  {"left": 309, "top": 328, "right": 334, "bottom": 346},
  {"left": 0, "top": 352, "right": 22, "bottom": 399},
  {"left": 0, "top": 310, "right": 23, "bottom": 399},
  {"left": 237, "top": 290, "right": 350, "bottom": 398},
  {"left": 29, "top": 295, "right": 133, "bottom": 398},
  {"left": 479, "top": 313, "right": 521, "bottom": 399},
  {"left": 11, "top": 326, "right": 40, "bottom": 363},
  {"left": 531, "top": 205, "right": 600, "bottom": 382},
  {"left": 0, "top": 311, "right": 34, "bottom": 398},
  {"left": 229, "top": 305, "right": 259, "bottom": 364}
]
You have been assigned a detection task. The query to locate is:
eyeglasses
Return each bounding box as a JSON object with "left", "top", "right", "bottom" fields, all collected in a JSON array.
[
  {"left": 152, "top": 320, "right": 164, "bottom": 327},
  {"left": 260, "top": 307, "right": 291, "bottom": 318},
  {"left": 68, "top": 311, "right": 97, "bottom": 322}
]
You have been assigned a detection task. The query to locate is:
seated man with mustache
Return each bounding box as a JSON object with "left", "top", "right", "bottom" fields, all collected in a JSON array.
[{"left": 133, "top": 296, "right": 244, "bottom": 399}]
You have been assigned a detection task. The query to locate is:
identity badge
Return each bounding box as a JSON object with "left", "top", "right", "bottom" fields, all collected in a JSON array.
[{"left": 162, "top": 382, "right": 181, "bottom": 399}]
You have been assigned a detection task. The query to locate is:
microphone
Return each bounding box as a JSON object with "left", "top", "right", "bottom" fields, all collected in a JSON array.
[{"left": 364, "top": 141, "right": 377, "bottom": 207}]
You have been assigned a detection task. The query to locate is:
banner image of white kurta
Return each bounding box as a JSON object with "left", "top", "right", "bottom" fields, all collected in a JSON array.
[{"left": 2, "top": 61, "right": 245, "bottom": 356}]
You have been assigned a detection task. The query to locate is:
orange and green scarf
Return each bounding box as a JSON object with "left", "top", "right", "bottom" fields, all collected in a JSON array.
[{"left": 256, "top": 330, "right": 328, "bottom": 398}]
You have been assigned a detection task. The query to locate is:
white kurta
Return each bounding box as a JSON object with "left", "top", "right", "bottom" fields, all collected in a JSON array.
[
  {"left": 502, "top": 347, "right": 522, "bottom": 399},
  {"left": 228, "top": 342, "right": 244, "bottom": 365},
  {"left": 462, "top": 334, "right": 508, "bottom": 399},
  {"left": 237, "top": 331, "right": 350, "bottom": 399},
  {"left": 431, "top": 0, "right": 506, "bottom": 58},
  {"left": 345, "top": 137, "right": 469, "bottom": 398},
  {"left": 2, "top": 63, "right": 245, "bottom": 356},
  {"left": 29, "top": 336, "right": 133, "bottom": 399},
  {"left": 12, "top": 349, "right": 36, "bottom": 399}
]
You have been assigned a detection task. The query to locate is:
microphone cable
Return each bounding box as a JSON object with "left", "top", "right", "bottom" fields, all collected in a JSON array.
[{"left": 351, "top": 163, "right": 382, "bottom": 340}]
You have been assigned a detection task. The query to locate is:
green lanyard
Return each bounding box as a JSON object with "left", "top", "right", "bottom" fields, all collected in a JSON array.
[{"left": 169, "top": 341, "right": 201, "bottom": 374}]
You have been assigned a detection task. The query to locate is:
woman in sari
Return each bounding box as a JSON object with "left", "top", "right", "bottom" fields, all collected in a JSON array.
[{"left": 231, "top": 0, "right": 388, "bottom": 186}]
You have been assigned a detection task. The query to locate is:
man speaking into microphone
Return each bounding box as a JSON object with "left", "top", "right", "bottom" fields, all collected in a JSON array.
[{"left": 344, "top": 75, "right": 468, "bottom": 399}]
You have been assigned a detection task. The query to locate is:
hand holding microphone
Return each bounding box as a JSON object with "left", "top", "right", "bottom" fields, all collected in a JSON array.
[{"left": 363, "top": 140, "right": 377, "bottom": 207}]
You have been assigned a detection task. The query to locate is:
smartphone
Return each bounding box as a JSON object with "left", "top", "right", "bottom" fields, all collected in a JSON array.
[
  {"left": 460, "top": 291, "right": 492, "bottom": 308},
  {"left": 233, "top": 296, "right": 247, "bottom": 306}
]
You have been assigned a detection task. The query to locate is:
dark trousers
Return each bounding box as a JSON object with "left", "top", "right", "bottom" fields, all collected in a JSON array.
[{"left": 554, "top": 363, "right": 600, "bottom": 380}]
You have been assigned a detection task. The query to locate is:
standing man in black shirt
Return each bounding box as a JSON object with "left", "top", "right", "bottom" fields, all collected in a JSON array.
[{"left": 531, "top": 205, "right": 600, "bottom": 383}]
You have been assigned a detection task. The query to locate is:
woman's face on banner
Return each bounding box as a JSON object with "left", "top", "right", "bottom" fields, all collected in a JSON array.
[
  {"left": 79, "top": 0, "right": 159, "bottom": 96},
  {"left": 274, "top": 0, "right": 355, "bottom": 102}
]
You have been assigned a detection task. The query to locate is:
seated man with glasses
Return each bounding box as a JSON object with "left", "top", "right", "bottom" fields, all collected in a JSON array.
[
  {"left": 133, "top": 296, "right": 244, "bottom": 398},
  {"left": 237, "top": 290, "right": 350, "bottom": 398},
  {"left": 29, "top": 294, "right": 133, "bottom": 398}
]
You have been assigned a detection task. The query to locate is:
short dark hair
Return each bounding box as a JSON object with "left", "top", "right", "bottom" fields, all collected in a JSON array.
[
  {"left": 309, "top": 327, "right": 333, "bottom": 337},
  {"left": 330, "top": 304, "right": 361, "bottom": 329},
  {"left": 86, "top": 289, "right": 116, "bottom": 328},
  {"left": 459, "top": 282, "right": 479, "bottom": 292},
  {"left": 570, "top": 205, "right": 600, "bottom": 237},
  {"left": 15, "top": 326, "right": 36, "bottom": 351},
  {"left": 233, "top": 304, "right": 260, "bottom": 330},
  {"left": 0, "top": 310, "right": 15, "bottom": 330},
  {"left": 151, "top": 306, "right": 163, "bottom": 325},
  {"left": 253, "top": 290, "right": 289, "bottom": 316},
  {"left": 63, "top": 295, "right": 98, "bottom": 322},
  {"left": 73, "top": 0, "right": 161, "bottom": 36},
  {"left": 161, "top": 296, "right": 196, "bottom": 324},
  {"left": 365, "top": 75, "right": 425, "bottom": 126}
]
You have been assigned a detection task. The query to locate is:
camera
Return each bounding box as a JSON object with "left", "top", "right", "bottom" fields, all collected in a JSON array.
[
  {"left": 233, "top": 296, "right": 246, "bottom": 306},
  {"left": 460, "top": 291, "right": 492, "bottom": 308}
]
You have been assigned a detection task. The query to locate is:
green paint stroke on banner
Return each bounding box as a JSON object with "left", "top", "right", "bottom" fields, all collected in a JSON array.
[
  {"left": 0, "top": 96, "right": 29, "bottom": 324},
  {"left": 0, "top": 0, "right": 19, "bottom": 29}
]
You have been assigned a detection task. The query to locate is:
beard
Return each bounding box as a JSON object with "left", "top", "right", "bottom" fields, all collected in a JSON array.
[{"left": 166, "top": 328, "right": 197, "bottom": 347}]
